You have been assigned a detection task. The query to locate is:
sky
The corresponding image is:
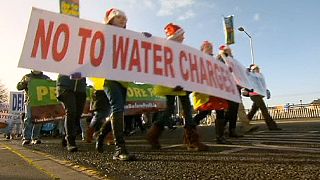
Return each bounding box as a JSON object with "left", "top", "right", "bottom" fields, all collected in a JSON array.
[{"left": 0, "top": 0, "right": 320, "bottom": 108}]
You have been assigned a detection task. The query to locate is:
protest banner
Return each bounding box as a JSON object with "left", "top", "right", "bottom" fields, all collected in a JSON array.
[
  {"left": 10, "top": 92, "right": 25, "bottom": 113},
  {"left": 19, "top": 8, "right": 241, "bottom": 103},
  {"left": 125, "top": 83, "right": 166, "bottom": 115},
  {"left": 246, "top": 72, "right": 267, "bottom": 97},
  {"left": 0, "top": 103, "right": 9, "bottom": 128},
  {"left": 224, "top": 56, "right": 252, "bottom": 89},
  {"left": 223, "top": 15, "right": 235, "bottom": 45},
  {"left": 28, "top": 79, "right": 65, "bottom": 123},
  {"left": 60, "top": 0, "right": 79, "bottom": 17},
  {"left": 223, "top": 56, "right": 267, "bottom": 97},
  {"left": 27, "top": 79, "right": 166, "bottom": 122}
]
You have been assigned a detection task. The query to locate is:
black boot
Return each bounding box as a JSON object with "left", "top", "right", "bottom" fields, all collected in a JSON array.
[
  {"left": 96, "top": 120, "right": 112, "bottom": 153},
  {"left": 61, "top": 134, "right": 67, "bottom": 147},
  {"left": 229, "top": 128, "right": 244, "bottom": 138},
  {"left": 215, "top": 118, "right": 232, "bottom": 144},
  {"left": 111, "top": 112, "right": 136, "bottom": 161}
]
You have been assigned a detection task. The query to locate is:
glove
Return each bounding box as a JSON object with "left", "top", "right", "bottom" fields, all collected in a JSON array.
[
  {"left": 141, "top": 32, "right": 152, "bottom": 38},
  {"left": 241, "top": 88, "right": 249, "bottom": 97},
  {"left": 70, "top": 72, "right": 82, "bottom": 80},
  {"left": 173, "top": 85, "right": 183, "bottom": 91},
  {"left": 266, "top": 89, "right": 271, "bottom": 99}
]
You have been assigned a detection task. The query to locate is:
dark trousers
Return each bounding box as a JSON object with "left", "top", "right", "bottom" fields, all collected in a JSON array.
[
  {"left": 247, "top": 95, "right": 272, "bottom": 121},
  {"left": 225, "top": 101, "right": 240, "bottom": 130},
  {"left": 193, "top": 110, "right": 211, "bottom": 125},
  {"left": 59, "top": 90, "right": 86, "bottom": 144}
]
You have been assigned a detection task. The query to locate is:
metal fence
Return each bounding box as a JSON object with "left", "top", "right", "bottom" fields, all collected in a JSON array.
[{"left": 249, "top": 104, "right": 320, "bottom": 120}]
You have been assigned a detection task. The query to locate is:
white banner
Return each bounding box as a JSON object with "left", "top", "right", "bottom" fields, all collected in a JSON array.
[
  {"left": 224, "top": 57, "right": 267, "bottom": 96},
  {"left": 19, "top": 8, "right": 241, "bottom": 103},
  {"left": 0, "top": 103, "right": 9, "bottom": 121},
  {"left": 246, "top": 73, "right": 267, "bottom": 97}
]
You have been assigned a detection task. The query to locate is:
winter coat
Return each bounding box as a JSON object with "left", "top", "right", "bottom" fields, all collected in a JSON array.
[
  {"left": 56, "top": 75, "right": 87, "bottom": 99},
  {"left": 16, "top": 71, "right": 50, "bottom": 103}
]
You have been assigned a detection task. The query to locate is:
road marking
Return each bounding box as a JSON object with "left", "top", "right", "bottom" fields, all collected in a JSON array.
[
  {"left": 253, "top": 142, "right": 320, "bottom": 153},
  {"left": 0, "top": 144, "right": 60, "bottom": 180},
  {"left": 219, "top": 147, "right": 250, "bottom": 154}
]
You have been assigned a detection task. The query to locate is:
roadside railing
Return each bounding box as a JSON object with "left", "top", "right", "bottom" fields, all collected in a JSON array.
[{"left": 249, "top": 104, "right": 320, "bottom": 120}]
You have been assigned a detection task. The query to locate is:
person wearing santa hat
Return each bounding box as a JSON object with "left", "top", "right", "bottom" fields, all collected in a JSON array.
[
  {"left": 191, "top": 41, "right": 233, "bottom": 144},
  {"left": 216, "top": 45, "right": 244, "bottom": 141},
  {"left": 218, "top": 45, "right": 259, "bottom": 134},
  {"left": 245, "top": 64, "right": 281, "bottom": 130},
  {"left": 147, "top": 23, "right": 209, "bottom": 151},
  {"left": 93, "top": 8, "right": 136, "bottom": 161}
]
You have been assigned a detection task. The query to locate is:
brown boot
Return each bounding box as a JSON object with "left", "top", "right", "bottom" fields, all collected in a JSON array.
[
  {"left": 184, "top": 126, "right": 209, "bottom": 151},
  {"left": 266, "top": 120, "right": 282, "bottom": 130},
  {"left": 105, "top": 132, "right": 115, "bottom": 145},
  {"left": 86, "top": 126, "right": 95, "bottom": 143},
  {"left": 146, "top": 124, "right": 163, "bottom": 149}
]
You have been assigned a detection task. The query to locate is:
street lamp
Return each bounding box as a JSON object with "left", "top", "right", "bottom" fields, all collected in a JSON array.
[{"left": 238, "top": 27, "right": 255, "bottom": 64}]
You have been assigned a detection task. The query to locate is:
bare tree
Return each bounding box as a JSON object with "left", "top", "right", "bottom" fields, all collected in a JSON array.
[{"left": 0, "top": 80, "right": 8, "bottom": 103}]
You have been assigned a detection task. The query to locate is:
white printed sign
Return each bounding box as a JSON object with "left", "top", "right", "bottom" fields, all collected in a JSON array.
[
  {"left": 10, "top": 91, "right": 25, "bottom": 113},
  {"left": 19, "top": 8, "right": 241, "bottom": 103}
]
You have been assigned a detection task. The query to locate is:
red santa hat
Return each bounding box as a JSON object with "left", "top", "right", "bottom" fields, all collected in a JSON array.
[
  {"left": 105, "top": 8, "right": 127, "bottom": 24},
  {"left": 164, "top": 23, "right": 185, "bottom": 40},
  {"left": 219, "top": 45, "right": 230, "bottom": 51},
  {"left": 201, "top": 41, "right": 213, "bottom": 51}
]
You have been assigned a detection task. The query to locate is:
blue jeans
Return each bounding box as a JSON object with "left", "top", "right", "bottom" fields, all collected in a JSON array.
[
  {"left": 5, "top": 119, "right": 13, "bottom": 136},
  {"left": 104, "top": 81, "right": 126, "bottom": 114},
  {"left": 22, "top": 105, "right": 41, "bottom": 140}
]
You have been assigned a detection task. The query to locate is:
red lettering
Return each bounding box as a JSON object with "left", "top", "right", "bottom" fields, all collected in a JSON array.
[
  {"left": 153, "top": 44, "right": 162, "bottom": 75},
  {"left": 189, "top": 53, "right": 199, "bottom": 83},
  {"left": 90, "top": 31, "right": 105, "bottom": 67},
  {"left": 179, "top": 51, "right": 188, "bottom": 80},
  {"left": 206, "top": 60, "right": 218, "bottom": 88},
  {"left": 141, "top": 41, "right": 151, "bottom": 73},
  {"left": 128, "top": 39, "right": 142, "bottom": 72},
  {"left": 224, "top": 68, "right": 236, "bottom": 94},
  {"left": 78, "top": 28, "right": 92, "bottom": 64},
  {"left": 52, "top": 23, "right": 69, "bottom": 62},
  {"left": 31, "top": 19, "right": 54, "bottom": 59},
  {"left": 163, "top": 46, "right": 175, "bottom": 77},
  {"left": 199, "top": 58, "right": 210, "bottom": 86},
  {"left": 113, "top": 35, "right": 129, "bottom": 70}
]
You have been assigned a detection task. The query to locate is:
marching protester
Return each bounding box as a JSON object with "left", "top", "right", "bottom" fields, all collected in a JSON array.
[
  {"left": 94, "top": 8, "right": 136, "bottom": 161},
  {"left": 147, "top": 23, "right": 209, "bottom": 151},
  {"left": 56, "top": 74, "right": 87, "bottom": 152},
  {"left": 192, "top": 41, "right": 232, "bottom": 144},
  {"left": 17, "top": 70, "right": 50, "bottom": 145},
  {"left": 216, "top": 45, "right": 243, "bottom": 139},
  {"left": 244, "top": 64, "right": 282, "bottom": 130}
]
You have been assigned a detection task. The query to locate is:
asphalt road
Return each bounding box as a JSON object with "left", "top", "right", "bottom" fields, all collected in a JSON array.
[{"left": 2, "top": 118, "right": 320, "bottom": 180}]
